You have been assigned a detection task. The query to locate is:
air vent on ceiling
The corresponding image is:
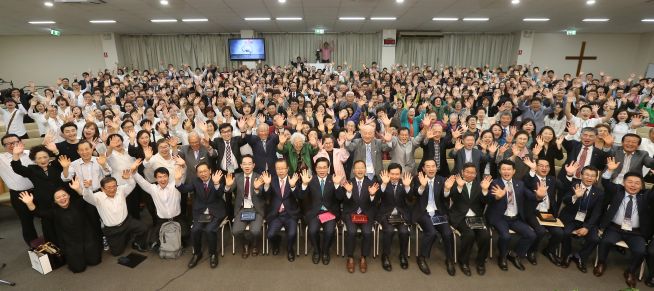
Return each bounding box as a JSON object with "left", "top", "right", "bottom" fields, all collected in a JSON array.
[{"left": 398, "top": 31, "right": 444, "bottom": 38}]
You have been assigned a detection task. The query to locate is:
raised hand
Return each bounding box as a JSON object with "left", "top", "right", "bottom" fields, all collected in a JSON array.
[
  {"left": 332, "top": 174, "right": 344, "bottom": 186},
  {"left": 480, "top": 175, "right": 492, "bottom": 192},
  {"left": 535, "top": 181, "right": 548, "bottom": 198},
  {"left": 12, "top": 142, "right": 25, "bottom": 156},
  {"left": 253, "top": 176, "right": 264, "bottom": 189},
  {"left": 368, "top": 182, "right": 380, "bottom": 196},
  {"left": 454, "top": 139, "right": 464, "bottom": 151},
  {"left": 418, "top": 171, "right": 428, "bottom": 187},
  {"left": 402, "top": 172, "right": 413, "bottom": 186},
  {"left": 573, "top": 183, "right": 586, "bottom": 198},
  {"left": 173, "top": 155, "right": 186, "bottom": 167},
  {"left": 288, "top": 173, "right": 299, "bottom": 188},
  {"left": 97, "top": 153, "right": 107, "bottom": 167},
  {"left": 300, "top": 169, "right": 312, "bottom": 185},
  {"left": 444, "top": 175, "right": 456, "bottom": 191},
  {"left": 121, "top": 169, "right": 132, "bottom": 180},
  {"left": 212, "top": 170, "right": 224, "bottom": 185},
  {"left": 69, "top": 175, "right": 81, "bottom": 192},
  {"left": 58, "top": 155, "right": 71, "bottom": 168},
  {"left": 491, "top": 184, "right": 506, "bottom": 200},
  {"left": 18, "top": 191, "right": 34, "bottom": 205},
  {"left": 174, "top": 164, "right": 184, "bottom": 182},
  {"left": 555, "top": 135, "right": 565, "bottom": 148},
  {"left": 564, "top": 161, "right": 580, "bottom": 177},
  {"left": 143, "top": 146, "right": 153, "bottom": 161},
  {"left": 606, "top": 157, "right": 620, "bottom": 171},
  {"left": 455, "top": 174, "right": 466, "bottom": 188},
  {"left": 566, "top": 122, "right": 578, "bottom": 136},
  {"left": 225, "top": 172, "right": 234, "bottom": 188},
  {"left": 522, "top": 156, "right": 537, "bottom": 172},
  {"left": 261, "top": 171, "right": 272, "bottom": 185},
  {"left": 383, "top": 131, "right": 393, "bottom": 143},
  {"left": 342, "top": 180, "right": 353, "bottom": 193},
  {"left": 379, "top": 170, "right": 390, "bottom": 185},
  {"left": 488, "top": 142, "right": 499, "bottom": 154},
  {"left": 130, "top": 158, "right": 142, "bottom": 172}
]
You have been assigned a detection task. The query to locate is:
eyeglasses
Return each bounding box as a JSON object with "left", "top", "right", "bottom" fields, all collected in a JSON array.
[
  {"left": 2, "top": 141, "right": 19, "bottom": 147},
  {"left": 220, "top": 130, "right": 232, "bottom": 134}
]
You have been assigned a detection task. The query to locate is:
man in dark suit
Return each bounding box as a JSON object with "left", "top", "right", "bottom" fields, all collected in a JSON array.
[
  {"left": 449, "top": 133, "right": 487, "bottom": 176},
  {"left": 608, "top": 133, "right": 654, "bottom": 185},
  {"left": 445, "top": 163, "right": 492, "bottom": 276},
  {"left": 419, "top": 124, "right": 454, "bottom": 177},
  {"left": 177, "top": 132, "right": 214, "bottom": 219},
  {"left": 377, "top": 163, "right": 413, "bottom": 272},
  {"left": 211, "top": 123, "right": 247, "bottom": 173},
  {"left": 175, "top": 162, "right": 226, "bottom": 269},
  {"left": 411, "top": 159, "right": 456, "bottom": 276},
  {"left": 338, "top": 160, "right": 380, "bottom": 273},
  {"left": 227, "top": 155, "right": 265, "bottom": 258},
  {"left": 560, "top": 126, "right": 610, "bottom": 180},
  {"left": 555, "top": 164, "right": 604, "bottom": 273},
  {"left": 486, "top": 160, "right": 537, "bottom": 271},
  {"left": 522, "top": 158, "right": 562, "bottom": 266},
  {"left": 244, "top": 123, "right": 279, "bottom": 175},
  {"left": 263, "top": 159, "right": 300, "bottom": 262},
  {"left": 296, "top": 157, "right": 344, "bottom": 265},
  {"left": 595, "top": 159, "right": 654, "bottom": 288}
]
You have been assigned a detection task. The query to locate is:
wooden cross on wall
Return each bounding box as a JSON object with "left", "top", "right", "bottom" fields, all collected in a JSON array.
[{"left": 565, "top": 41, "right": 597, "bottom": 76}]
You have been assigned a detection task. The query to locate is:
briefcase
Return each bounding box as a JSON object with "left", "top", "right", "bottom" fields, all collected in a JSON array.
[
  {"left": 240, "top": 210, "right": 257, "bottom": 222},
  {"left": 465, "top": 216, "right": 487, "bottom": 230},
  {"left": 387, "top": 214, "right": 406, "bottom": 225},
  {"left": 430, "top": 214, "right": 448, "bottom": 226},
  {"left": 538, "top": 212, "right": 557, "bottom": 222},
  {"left": 351, "top": 214, "right": 369, "bottom": 224}
]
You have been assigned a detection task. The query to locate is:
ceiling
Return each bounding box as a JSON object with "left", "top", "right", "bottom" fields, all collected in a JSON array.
[{"left": 1, "top": 0, "right": 654, "bottom": 35}]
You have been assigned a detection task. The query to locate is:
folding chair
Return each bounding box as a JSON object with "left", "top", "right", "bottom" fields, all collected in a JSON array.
[
  {"left": 340, "top": 221, "right": 378, "bottom": 258},
  {"left": 594, "top": 240, "right": 646, "bottom": 280},
  {"left": 374, "top": 223, "right": 411, "bottom": 258},
  {"left": 231, "top": 219, "right": 266, "bottom": 255},
  {"left": 264, "top": 219, "right": 301, "bottom": 256}
]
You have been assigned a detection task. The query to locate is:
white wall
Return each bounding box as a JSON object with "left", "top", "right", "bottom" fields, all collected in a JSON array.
[
  {"left": 528, "top": 33, "right": 644, "bottom": 79},
  {"left": 0, "top": 35, "right": 106, "bottom": 88}
]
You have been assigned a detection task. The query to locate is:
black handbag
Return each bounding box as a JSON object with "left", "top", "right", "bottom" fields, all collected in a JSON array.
[
  {"left": 240, "top": 209, "right": 257, "bottom": 222},
  {"left": 387, "top": 214, "right": 406, "bottom": 225},
  {"left": 465, "top": 216, "right": 487, "bottom": 230}
]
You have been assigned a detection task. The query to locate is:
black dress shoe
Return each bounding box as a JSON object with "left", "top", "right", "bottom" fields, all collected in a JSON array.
[
  {"left": 242, "top": 244, "right": 250, "bottom": 259},
  {"left": 287, "top": 251, "right": 295, "bottom": 262},
  {"left": 625, "top": 271, "right": 637, "bottom": 288},
  {"left": 382, "top": 254, "right": 392, "bottom": 272},
  {"left": 498, "top": 257, "right": 508, "bottom": 271},
  {"left": 312, "top": 251, "right": 320, "bottom": 264},
  {"left": 188, "top": 253, "right": 202, "bottom": 268},
  {"left": 417, "top": 256, "right": 431, "bottom": 275},
  {"left": 446, "top": 260, "right": 456, "bottom": 276},
  {"left": 272, "top": 247, "right": 280, "bottom": 256},
  {"left": 593, "top": 262, "right": 606, "bottom": 277},
  {"left": 476, "top": 263, "right": 486, "bottom": 275},
  {"left": 571, "top": 256, "right": 587, "bottom": 273},
  {"left": 526, "top": 252, "right": 537, "bottom": 265},
  {"left": 541, "top": 250, "right": 561, "bottom": 266},
  {"left": 560, "top": 255, "right": 571, "bottom": 268},
  {"left": 322, "top": 253, "right": 331, "bottom": 265},
  {"left": 507, "top": 253, "right": 525, "bottom": 271},
  {"left": 209, "top": 254, "right": 218, "bottom": 268},
  {"left": 399, "top": 255, "right": 409, "bottom": 269},
  {"left": 460, "top": 263, "right": 472, "bottom": 276},
  {"left": 132, "top": 242, "right": 147, "bottom": 253},
  {"left": 644, "top": 276, "right": 654, "bottom": 287}
]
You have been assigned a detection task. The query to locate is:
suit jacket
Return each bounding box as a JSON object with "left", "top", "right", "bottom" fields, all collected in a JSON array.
[
  {"left": 176, "top": 178, "right": 226, "bottom": 219},
  {"left": 486, "top": 178, "right": 535, "bottom": 224},
  {"left": 336, "top": 177, "right": 379, "bottom": 218},
  {"left": 177, "top": 145, "right": 212, "bottom": 183},
  {"left": 377, "top": 181, "right": 412, "bottom": 221},
  {"left": 345, "top": 138, "right": 391, "bottom": 178},
  {"left": 601, "top": 178, "right": 654, "bottom": 238},
  {"left": 560, "top": 140, "right": 610, "bottom": 179},
  {"left": 264, "top": 175, "right": 300, "bottom": 220},
  {"left": 608, "top": 147, "right": 654, "bottom": 180},
  {"left": 211, "top": 136, "right": 247, "bottom": 171},
  {"left": 558, "top": 180, "right": 604, "bottom": 230},
  {"left": 449, "top": 147, "right": 487, "bottom": 176},
  {"left": 296, "top": 175, "right": 342, "bottom": 221},
  {"left": 419, "top": 137, "right": 454, "bottom": 176},
  {"left": 523, "top": 173, "right": 559, "bottom": 218},
  {"left": 447, "top": 181, "right": 487, "bottom": 227},
  {"left": 228, "top": 172, "right": 265, "bottom": 216},
  {"left": 243, "top": 133, "right": 279, "bottom": 175},
  {"left": 389, "top": 134, "right": 424, "bottom": 175},
  {"left": 410, "top": 176, "right": 447, "bottom": 223}
]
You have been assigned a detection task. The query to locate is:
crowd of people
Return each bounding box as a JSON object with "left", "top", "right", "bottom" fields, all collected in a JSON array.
[{"left": 1, "top": 61, "right": 654, "bottom": 288}]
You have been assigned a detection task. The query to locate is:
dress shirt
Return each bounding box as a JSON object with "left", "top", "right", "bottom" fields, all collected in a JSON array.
[
  {"left": 133, "top": 173, "right": 180, "bottom": 219},
  {"left": 0, "top": 105, "right": 28, "bottom": 136},
  {"left": 106, "top": 149, "right": 135, "bottom": 186},
  {"left": 464, "top": 149, "right": 473, "bottom": 163},
  {"left": 0, "top": 152, "right": 34, "bottom": 190},
  {"left": 62, "top": 157, "right": 112, "bottom": 190},
  {"left": 503, "top": 179, "right": 517, "bottom": 217},
  {"left": 243, "top": 173, "right": 254, "bottom": 208},
  {"left": 143, "top": 153, "right": 181, "bottom": 183},
  {"left": 613, "top": 151, "right": 634, "bottom": 185},
  {"left": 221, "top": 140, "right": 239, "bottom": 172},
  {"left": 82, "top": 178, "right": 136, "bottom": 227},
  {"left": 612, "top": 193, "right": 640, "bottom": 229},
  {"left": 346, "top": 177, "right": 375, "bottom": 201}
]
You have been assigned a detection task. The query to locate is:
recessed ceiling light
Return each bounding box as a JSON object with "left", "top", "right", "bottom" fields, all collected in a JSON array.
[
  {"left": 44, "top": 1, "right": 53, "bottom": 7},
  {"left": 586, "top": 0, "right": 596, "bottom": 5},
  {"left": 432, "top": 17, "right": 459, "bottom": 21},
  {"left": 523, "top": 18, "right": 550, "bottom": 22},
  {"left": 370, "top": 17, "right": 396, "bottom": 21},
  {"left": 511, "top": 0, "right": 520, "bottom": 4},
  {"left": 160, "top": 0, "right": 169, "bottom": 5},
  {"left": 582, "top": 18, "right": 609, "bottom": 22},
  {"left": 642, "top": 19, "right": 654, "bottom": 22},
  {"left": 463, "top": 18, "right": 489, "bottom": 21},
  {"left": 396, "top": 0, "right": 404, "bottom": 3},
  {"left": 89, "top": 20, "right": 116, "bottom": 23},
  {"left": 150, "top": 19, "right": 177, "bottom": 23},
  {"left": 339, "top": 17, "right": 365, "bottom": 20},
  {"left": 182, "top": 18, "right": 208, "bottom": 22},
  {"left": 276, "top": 17, "right": 302, "bottom": 21},
  {"left": 278, "top": 0, "right": 286, "bottom": 3},
  {"left": 28, "top": 21, "right": 56, "bottom": 24},
  {"left": 244, "top": 17, "right": 271, "bottom": 21}
]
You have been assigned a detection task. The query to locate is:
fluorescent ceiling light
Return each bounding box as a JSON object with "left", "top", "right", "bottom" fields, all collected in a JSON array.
[
  {"left": 182, "top": 18, "right": 208, "bottom": 22},
  {"left": 370, "top": 17, "right": 396, "bottom": 20},
  {"left": 523, "top": 18, "right": 550, "bottom": 22},
  {"left": 586, "top": 0, "right": 596, "bottom": 5},
  {"left": 89, "top": 20, "right": 116, "bottom": 24},
  {"left": 511, "top": 0, "right": 520, "bottom": 4},
  {"left": 642, "top": 19, "right": 654, "bottom": 22},
  {"left": 396, "top": 0, "right": 404, "bottom": 3},
  {"left": 339, "top": 17, "right": 365, "bottom": 20},
  {"left": 160, "top": 0, "right": 169, "bottom": 5},
  {"left": 432, "top": 17, "right": 458, "bottom": 21},
  {"left": 150, "top": 19, "right": 177, "bottom": 23},
  {"left": 278, "top": 0, "right": 286, "bottom": 3},
  {"left": 244, "top": 17, "right": 271, "bottom": 21},
  {"left": 28, "top": 21, "right": 56, "bottom": 24},
  {"left": 463, "top": 18, "right": 489, "bottom": 21},
  {"left": 44, "top": 1, "right": 53, "bottom": 7},
  {"left": 276, "top": 17, "right": 302, "bottom": 21},
  {"left": 582, "top": 18, "right": 609, "bottom": 22}
]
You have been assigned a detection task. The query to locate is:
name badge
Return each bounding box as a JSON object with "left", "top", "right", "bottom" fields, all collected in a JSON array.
[
  {"left": 622, "top": 218, "right": 633, "bottom": 231},
  {"left": 575, "top": 211, "right": 586, "bottom": 222}
]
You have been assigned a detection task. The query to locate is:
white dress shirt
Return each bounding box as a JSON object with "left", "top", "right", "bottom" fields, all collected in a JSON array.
[
  {"left": 0, "top": 105, "right": 28, "bottom": 136},
  {"left": 243, "top": 173, "right": 254, "bottom": 209},
  {"left": 143, "top": 153, "right": 183, "bottom": 183},
  {"left": 220, "top": 140, "right": 239, "bottom": 172},
  {"left": 61, "top": 157, "right": 112, "bottom": 190},
  {"left": 107, "top": 149, "right": 135, "bottom": 185},
  {"left": 503, "top": 179, "right": 518, "bottom": 217},
  {"left": 0, "top": 152, "right": 34, "bottom": 190},
  {"left": 133, "top": 173, "right": 180, "bottom": 219},
  {"left": 82, "top": 178, "right": 136, "bottom": 227}
]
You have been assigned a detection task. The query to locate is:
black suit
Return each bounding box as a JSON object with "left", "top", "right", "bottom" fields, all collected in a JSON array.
[
  {"left": 410, "top": 176, "right": 454, "bottom": 260},
  {"left": 265, "top": 176, "right": 300, "bottom": 253},
  {"left": 337, "top": 177, "right": 379, "bottom": 258},
  {"left": 211, "top": 137, "right": 246, "bottom": 172},
  {"left": 296, "top": 176, "right": 341, "bottom": 255},
  {"left": 559, "top": 140, "right": 609, "bottom": 180},
  {"left": 419, "top": 138, "right": 454, "bottom": 177},
  {"left": 176, "top": 178, "right": 227, "bottom": 256},
  {"left": 522, "top": 173, "right": 560, "bottom": 256},
  {"left": 597, "top": 177, "right": 654, "bottom": 274},
  {"left": 244, "top": 133, "right": 279, "bottom": 175},
  {"left": 447, "top": 181, "right": 490, "bottom": 265},
  {"left": 377, "top": 181, "right": 411, "bottom": 257}
]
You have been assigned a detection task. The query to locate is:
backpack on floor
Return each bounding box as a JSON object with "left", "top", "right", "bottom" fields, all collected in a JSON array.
[{"left": 159, "top": 221, "right": 182, "bottom": 259}]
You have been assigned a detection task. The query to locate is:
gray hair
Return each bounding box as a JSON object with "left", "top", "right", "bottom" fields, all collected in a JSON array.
[{"left": 290, "top": 132, "right": 306, "bottom": 144}]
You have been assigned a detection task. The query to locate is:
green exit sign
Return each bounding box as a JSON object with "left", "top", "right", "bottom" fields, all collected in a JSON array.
[
  {"left": 566, "top": 29, "right": 576, "bottom": 36},
  {"left": 314, "top": 28, "right": 325, "bottom": 34},
  {"left": 50, "top": 29, "right": 61, "bottom": 36}
]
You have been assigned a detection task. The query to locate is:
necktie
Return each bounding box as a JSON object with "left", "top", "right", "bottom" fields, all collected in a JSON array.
[
  {"left": 151, "top": 129, "right": 156, "bottom": 143},
  {"left": 624, "top": 196, "right": 633, "bottom": 220},
  {"left": 579, "top": 188, "right": 589, "bottom": 210},
  {"left": 204, "top": 183, "right": 209, "bottom": 196},
  {"left": 427, "top": 180, "right": 436, "bottom": 214},
  {"left": 320, "top": 179, "right": 325, "bottom": 194},
  {"left": 506, "top": 181, "right": 514, "bottom": 206},
  {"left": 466, "top": 182, "right": 472, "bottom": 198},
  {"left": 576, "top": 146, "right": 589, "bottom": 177},
  {"left": 194, "top": 150, "right": 199, "bottom": 160},
  {"left": 279, "top": 179, "right": 285, "bottom": 213},
  {"left": 262, "top": 140, "right": 267, "bottom": 153},
  {"left": 226, "top": 141, "right": 233, "bottom": 169},
  {"left": 366, "top": 144, "right": 373, "bottom": 166},
  {"left": 434, "top": 141, "right": 441, "bottom": 169},
  {"left": 244, "top": 176, "right": 250, "bottom": 199},
  {"left": 357, "top": 180, "right": 362, "bottom": 197},
  {"left": 393, "top": 183, "right": 398, "bottom": 198}
]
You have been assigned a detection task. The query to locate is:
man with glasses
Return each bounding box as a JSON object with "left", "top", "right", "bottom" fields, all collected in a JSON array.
[
  {"left": 211, "top": 123, "right": 247, "bottom": 174},
  {"left": 0, "top": 134, "right": 35, "bottom": 245}
]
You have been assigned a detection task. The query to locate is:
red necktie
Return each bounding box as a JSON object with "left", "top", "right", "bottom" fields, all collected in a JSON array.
[
  {"left": 244, "top": 176, "right": 250, "bottom": 199},
  {"left": 279, "top": 179, "right": 285, "bottom": 213},
  {"left": 576, "top": 146, "right": 589, "bottom": 178}
]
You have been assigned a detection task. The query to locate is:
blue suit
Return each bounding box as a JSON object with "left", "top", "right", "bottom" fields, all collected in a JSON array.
[{"left": 264, "top": 175, "right": 300, "bottom": 253}]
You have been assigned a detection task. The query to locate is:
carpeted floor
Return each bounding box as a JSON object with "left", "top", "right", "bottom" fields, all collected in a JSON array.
[{"left": 0, "top": 205, "right": 641, "bottom": 291}]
